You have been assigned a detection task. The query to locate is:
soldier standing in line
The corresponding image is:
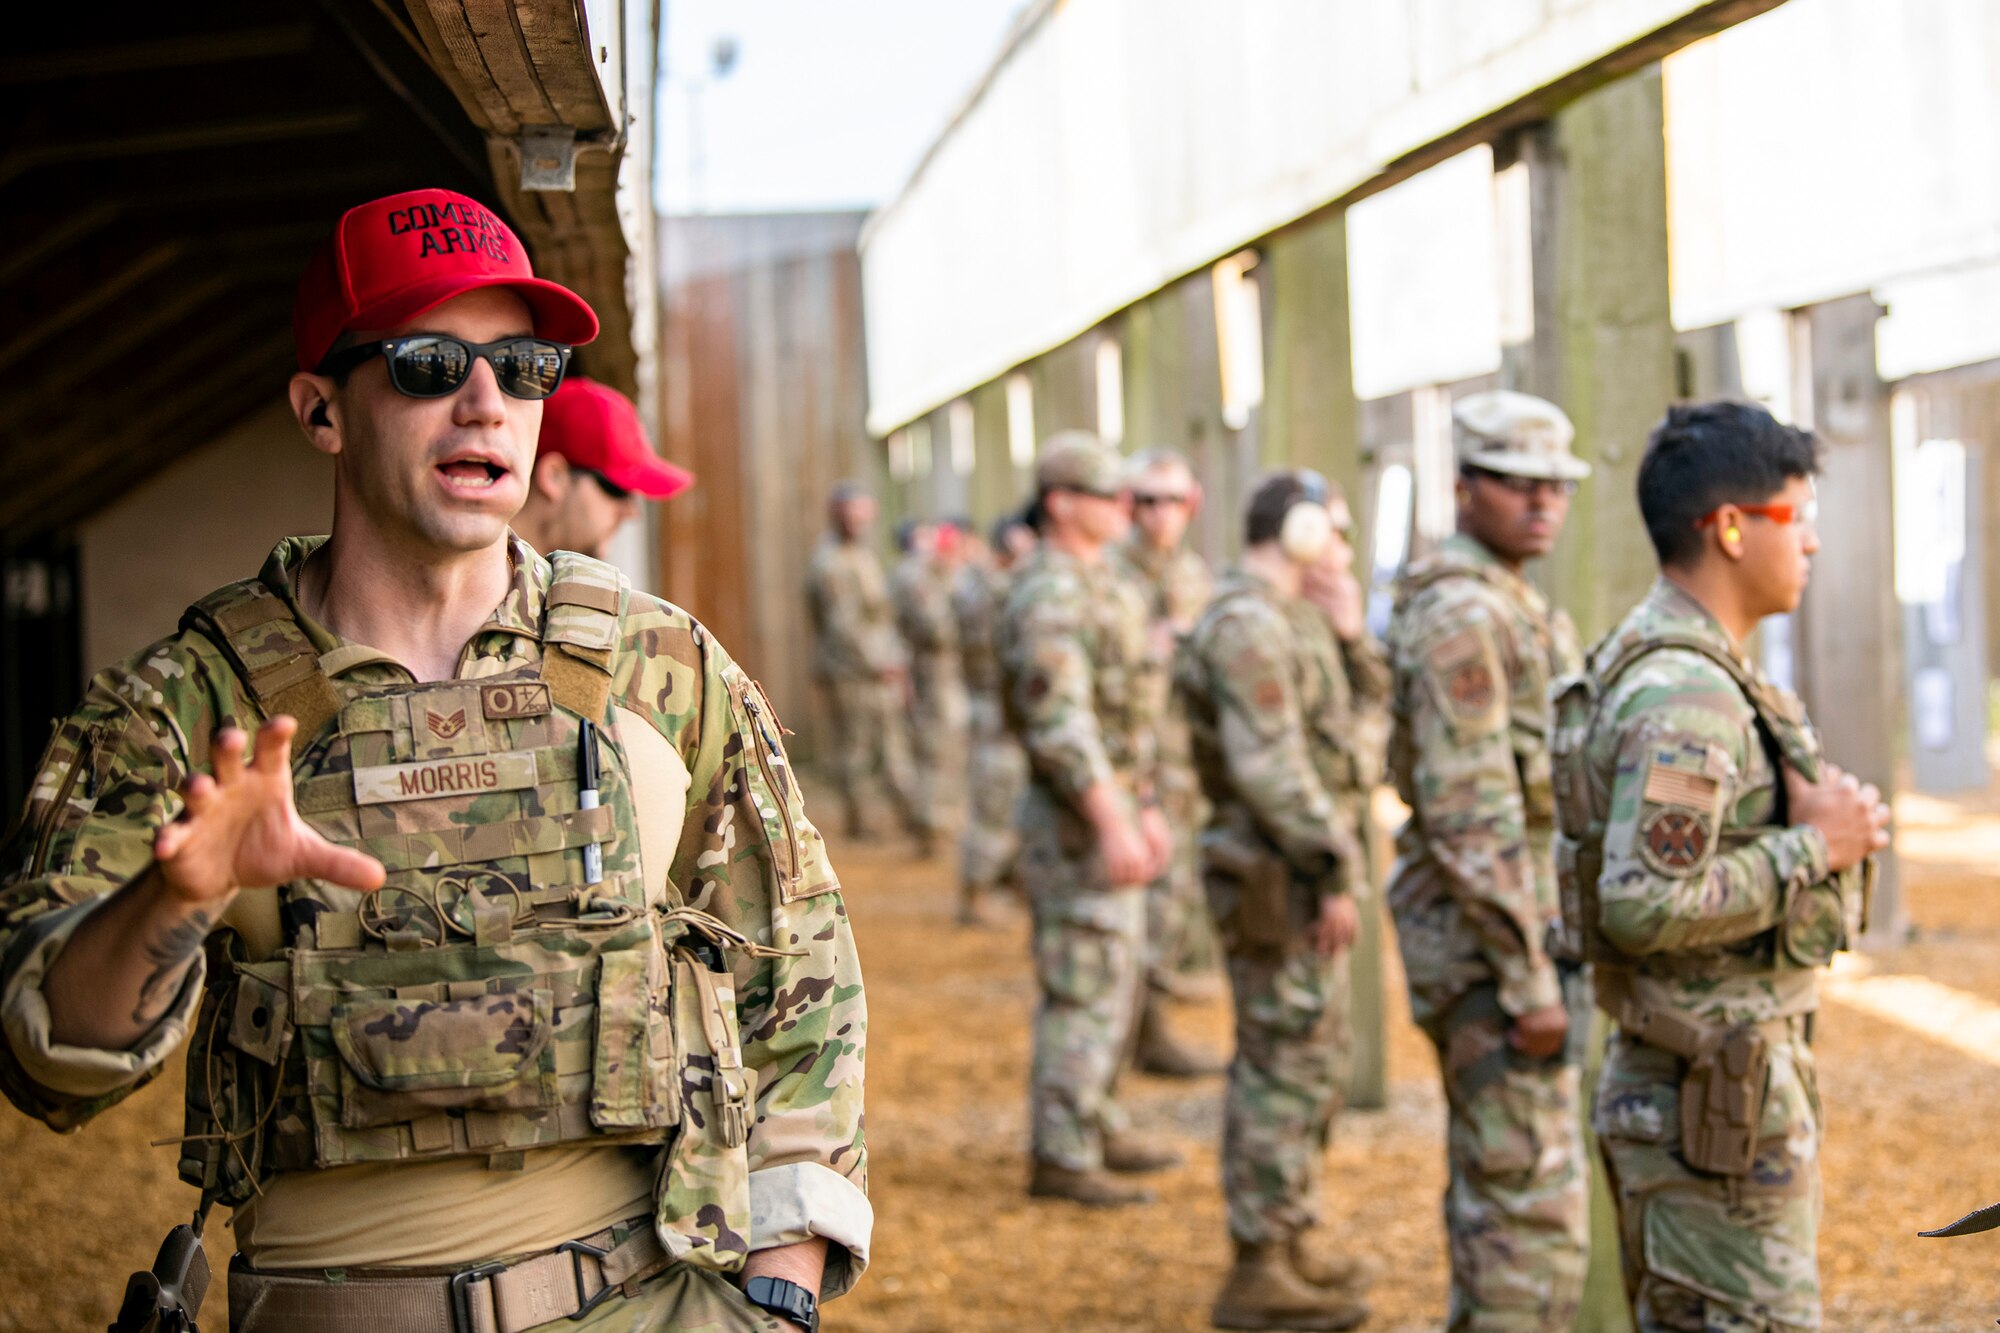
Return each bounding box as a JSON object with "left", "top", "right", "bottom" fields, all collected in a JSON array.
[
  {"left": 954, "top": 513, "right": 1037, "bottom": 925},
  {"left": 0, "top": 188, "right": 865, "bottom": 1333},
  {"left": 892, "top": 517, "right": 970, "bottom": 849},
  {"left": 1179, "top": 471, "right": 1387, "bottom": 1332},
  {"left": 1112, "top": 446, "right": 1223, "bottom": 1078},
  {"left": 1552, "top": 401, "right": 1886, "bottom": 1332},
  {"left": 1002, "top": 431, "right": 1181, "bottom": 1207},
  {"left": 510, "top": 375, "right": 693, "bottom": 559},
  {"left": 806, "top": 482, "right": 929, "bottom": 849},
  {"left": 1384, "top": 391, "right": 1593, "bottom": 1330}
]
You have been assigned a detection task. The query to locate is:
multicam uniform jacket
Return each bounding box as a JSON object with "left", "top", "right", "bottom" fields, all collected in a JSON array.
[
  {"left": 999, "top": 546, "right": 1160, "bottom": 815},
  {"left": 1561, "top": 579, "right": 1841, "bottom": 1026},
  {"left": 1111, "top": 538, "right": 1212, "bottom": 790},
  {"left": 1180, "top": 570, "right": 1366, "bottom": 892},
  {"left": 806, "top": 535, "right": 905, "bottom": 683},
  {"left": 0, "top": 535, "right": 871, "bottom": 1293},
  {"left": 1386, "top": 533, "right": 1580, "bottom": 1025},
  {"left": 1561, "top": 578, "right": 1861, "bottom": 1331}
]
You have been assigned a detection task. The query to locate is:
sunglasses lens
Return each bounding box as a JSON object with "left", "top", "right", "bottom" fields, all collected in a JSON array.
[
  {"left": 492, "top": 339, "right": 568, "bottom": 400},
  {"left": 387, "top": 336, "right": 471, "bottom": 397}
]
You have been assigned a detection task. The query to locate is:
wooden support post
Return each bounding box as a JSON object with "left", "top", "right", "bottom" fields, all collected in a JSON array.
[
  {"left": 1261, "top": 208, "right": 1386, "bottom": 1109},
  {"left": 1498, "top": 65, "right": 1678, "bottom": 1333},
  {"left": 1796, "top": 294, "right": 1904, "bottom": 942}
]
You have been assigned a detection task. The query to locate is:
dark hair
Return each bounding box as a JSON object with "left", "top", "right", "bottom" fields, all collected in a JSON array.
[
  {"left": 1637, "top": 400, "right": 1820, "bottom": 567},
  {"left": 1021, "top": 495, "right": 1048, "bottom": 535},
  {"left": 1245, "top": 472, "right": 1310, "bottom": 546},
  {"left": 990, "top": 512, "right": 1032, "bottom": 548},
  {"left": 894, "top": 516, "right": 924, "bottom": 553}
]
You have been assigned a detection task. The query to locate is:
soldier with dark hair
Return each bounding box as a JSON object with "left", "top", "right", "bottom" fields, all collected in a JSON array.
[
  {"left": 1180, "top": 470, "right": 1385, "bottom": 1331},
  {"left": 1553, "top": 400, "right": 1886, "bottom": 1332}
]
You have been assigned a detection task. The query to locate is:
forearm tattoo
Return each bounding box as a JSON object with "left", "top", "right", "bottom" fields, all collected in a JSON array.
[{"left": 133, "top": 908, "right": 211, "bottom": 1026}]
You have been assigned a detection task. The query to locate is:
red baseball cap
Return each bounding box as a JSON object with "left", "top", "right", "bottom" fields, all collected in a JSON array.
[
  {"left": 539, "top": 377, "right": 695, "bottom": 500},
  {"left": 293, "top": 188, "right": 598, "bottom": 371}
]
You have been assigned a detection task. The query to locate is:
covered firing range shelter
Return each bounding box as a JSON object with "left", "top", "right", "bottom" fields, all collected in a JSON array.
[{"left": 0, "top": 1, "right": 661, "bottom": 817}]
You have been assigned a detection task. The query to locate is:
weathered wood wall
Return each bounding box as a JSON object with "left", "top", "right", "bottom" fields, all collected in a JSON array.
[{"left": 660, "top": 212, "right": 876, "bottom": 760}]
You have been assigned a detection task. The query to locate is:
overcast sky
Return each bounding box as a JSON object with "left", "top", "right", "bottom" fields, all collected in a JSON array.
[{"left": 654, "top": 0, "right": 1027, "bottom": 215}]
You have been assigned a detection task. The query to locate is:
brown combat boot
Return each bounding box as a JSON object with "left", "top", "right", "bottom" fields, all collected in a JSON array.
[
  {"left": 1101, "top": 1129, "right": 1183, "bottom": 1173},
  {"left": 1028, "top": 1161, "right": 1156, "bottom": 1207},
  {"left": 1288, "top": 1229, "right": 1374, "bottom": 1294},
  {"left": 1134, "top": 993, "right": 1226, "bottom": 1078},
  {"left": 1211, "top": 1242, "right": 1370, "bottom": 1331}
]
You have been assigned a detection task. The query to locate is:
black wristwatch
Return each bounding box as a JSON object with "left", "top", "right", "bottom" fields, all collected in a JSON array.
[{"left": 743, "top": 1275, "right": 820, "bottom": 1333}]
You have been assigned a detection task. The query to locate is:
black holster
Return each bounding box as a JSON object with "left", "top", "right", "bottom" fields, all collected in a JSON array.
[{"left": 108, "top": 1222, "right": 209, "bottom": 1333}]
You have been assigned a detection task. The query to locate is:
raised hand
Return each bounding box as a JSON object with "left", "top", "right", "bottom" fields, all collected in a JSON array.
[
  {"left": 154, "top": 716, "right": 385, "bottom": 905},
  {"left": 46, "top": 715, "right": 383, "bottom": 1052},
  {"left": 1785, "top": 762, "right": 1891, "bottom": 873}
]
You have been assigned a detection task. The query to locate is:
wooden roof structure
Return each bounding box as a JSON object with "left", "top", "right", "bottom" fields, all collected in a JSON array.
[{"left": 0, "top": 1, "right": 646, "bottom": 545}]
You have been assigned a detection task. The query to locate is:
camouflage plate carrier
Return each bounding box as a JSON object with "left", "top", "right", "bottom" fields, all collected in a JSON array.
[
  {"left": 1549, "top": 624, "right": 1869, "bottom": 1173},
  {"left": 173, "top": 552, "right": 782, "bottom": 1266}
]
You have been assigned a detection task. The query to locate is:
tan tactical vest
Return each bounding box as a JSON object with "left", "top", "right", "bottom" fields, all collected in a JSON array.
[
  {"left": 172, "top": 554, "right": 758, "bottom": 1212},
  {"left": 1548, "top": 626, "right": 1866, "bottom": 975}
]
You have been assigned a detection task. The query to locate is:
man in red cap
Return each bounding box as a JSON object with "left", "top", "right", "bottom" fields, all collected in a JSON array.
[
  {"left": 514, "top": 375, "right": 694, "bottom": 559},
  {"left": 0, "top": 188, "right": 866, "bottom": 1333}
]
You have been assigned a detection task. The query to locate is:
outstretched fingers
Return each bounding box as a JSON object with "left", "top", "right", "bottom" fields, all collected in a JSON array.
[
  {"left": 252, "top": 715, "right": 298, "bottom": 776},
  {"left": 297, "top": 833, "right": 387, "bottom": 892}
]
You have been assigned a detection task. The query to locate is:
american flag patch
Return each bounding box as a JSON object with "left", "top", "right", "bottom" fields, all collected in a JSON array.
[{"left": 1644, "top": 760, "right": 1718, "bottom": 810}]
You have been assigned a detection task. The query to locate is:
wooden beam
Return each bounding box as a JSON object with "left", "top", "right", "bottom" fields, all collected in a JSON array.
[
  {"left": 0, "top": 244, "right": 180, "bottom": 366},
  {"left": 0, "top": 110, "right": 370, "bottom": 188},
  {"left": 0, "top": 26, "right": 315, "bottom": 85}
]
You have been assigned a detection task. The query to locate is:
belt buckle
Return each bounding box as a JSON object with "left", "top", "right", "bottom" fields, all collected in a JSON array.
[
  {"left": 449, "top": 1262, "right": 507, "bottom": 1333},
  {"left": 558, "top": 1239, "right": 615, "bottom": 1320}
]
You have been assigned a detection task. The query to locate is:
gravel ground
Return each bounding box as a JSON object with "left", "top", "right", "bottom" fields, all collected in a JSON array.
[{"left": 5, "top": 784, "right": 1999, "bottom": 1330}]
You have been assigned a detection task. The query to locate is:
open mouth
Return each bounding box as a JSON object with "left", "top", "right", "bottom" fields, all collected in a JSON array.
[{"left": 437, "top": 456, "right": 508, "bottom": 491}]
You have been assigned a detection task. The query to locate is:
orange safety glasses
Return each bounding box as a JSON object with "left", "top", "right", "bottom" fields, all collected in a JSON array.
[{"left": 1693, "top": 499, "right": 1818, "bottom": 530}]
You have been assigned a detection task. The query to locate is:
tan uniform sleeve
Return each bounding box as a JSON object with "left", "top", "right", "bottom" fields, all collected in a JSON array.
[{"left": 1403, "top": 602, "right": 1562, "bottom": 1017}]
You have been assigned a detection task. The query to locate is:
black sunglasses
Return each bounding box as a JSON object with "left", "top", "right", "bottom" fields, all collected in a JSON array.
[
  {"left": 1465, "top": 466, "right": 1578, "bottom": 498},
  {"left": 1130, "top": 492, "right": 1189, "bottom": 508},
  {"left": 318, "top": 334, "right": 573, "bottom": 401},
  {"left": 580, "top": 468, "right": 632, "bottom": 501}
]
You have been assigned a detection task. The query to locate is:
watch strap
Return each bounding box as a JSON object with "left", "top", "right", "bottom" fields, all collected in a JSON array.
[{"left": 742, "top": 1274, "right": 819, "bottom": 1332}]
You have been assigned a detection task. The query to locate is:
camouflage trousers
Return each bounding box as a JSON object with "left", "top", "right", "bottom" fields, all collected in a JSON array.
[
  {"left": 823, "top": 677, "right": 923, "bottom": 836},
  {"left": 1145, "top": 773, "right": 1215, "bottom": 987},
  {"left": 1218, "top": 934, "right": 1352, "bottom": 1244},
  {"left": 908, "top": 658, "right": 969, "bottom": 835},
  {"left": 1594, "top": 1026, "right": 1822, "bottom": 1332},
  {"left": 959, "top": 692, "right": 1025, "bottom": 894},
  {"left": 1021, "top": 786, "right": 1144, "bottom": 1170},
  {"left": 1415, "top": 984, "right": 1590, "bottom": 1332}
]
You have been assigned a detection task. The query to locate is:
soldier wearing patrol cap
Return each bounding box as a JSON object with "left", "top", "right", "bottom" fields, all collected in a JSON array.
[
  {"left": 0, "top": 187, "right": 866, "bottom": 1333},
  {"left": 1383, "top": 390, "right": 1592, "bottom": 1329},
  {"left": 1000, "top": 430, "right": 1181, "bottom": 1207},
  {"left": 512, "top": 374, "right": 694, "bottom": 560}
]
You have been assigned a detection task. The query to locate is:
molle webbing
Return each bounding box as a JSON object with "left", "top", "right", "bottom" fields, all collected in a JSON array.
[
  {"left": 542, "top": 553, "right": 624, "bottom": 721},
  {"left": 181, "top": 581, "right": 342, "bottom": 739},
  {"left": 1586, "top": 629, "right": 1815, "bottom": 782}
]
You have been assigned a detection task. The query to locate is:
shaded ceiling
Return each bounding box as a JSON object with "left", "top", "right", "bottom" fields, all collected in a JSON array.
[{"left": 0, "top": 2, "right": 627, "bottom": 546}]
